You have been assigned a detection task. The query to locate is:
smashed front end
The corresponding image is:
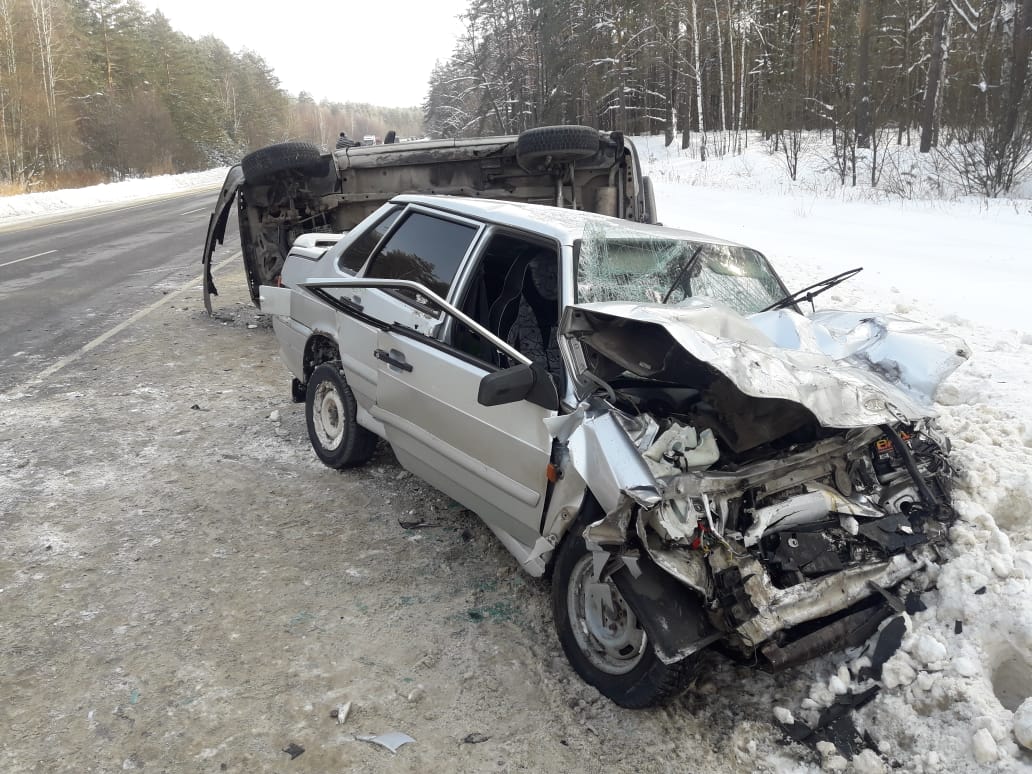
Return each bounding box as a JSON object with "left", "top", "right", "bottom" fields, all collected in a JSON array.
[{"left": 554, "top": 301, "right": 968, "bottom": 670}]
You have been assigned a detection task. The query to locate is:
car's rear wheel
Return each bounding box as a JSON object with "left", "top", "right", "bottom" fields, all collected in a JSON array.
[
  {"left": 241, "top": 142, "right": 325, "bottom": 185},
  {"left": 516, "top": 125, "right": 600, "bottom": 168},
  {"left": 551, "top": 511, "right": 696, "bottom": 708},
  {"left": 305, "top": 364, "right": 377, "bottom": 469}
]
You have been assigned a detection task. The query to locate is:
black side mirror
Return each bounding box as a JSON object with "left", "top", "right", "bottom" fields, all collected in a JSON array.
[{"left": 477, "top": 362, "right": 559, "bottom": 410}]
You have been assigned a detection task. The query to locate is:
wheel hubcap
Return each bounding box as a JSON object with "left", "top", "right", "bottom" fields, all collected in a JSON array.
[
  {"left": 567, "top": 554, "right": 646, "bottom": 675},
  {"left": 312, "top": 382, "right": 345, "bottom": 451}
]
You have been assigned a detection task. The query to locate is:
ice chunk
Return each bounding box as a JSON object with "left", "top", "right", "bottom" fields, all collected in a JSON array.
[
  {"left": 971, "top": 728, "right": 998, "bottom": 764},
  {"left": 852, "top": 749, "right": 886, "bottom": 774},
  {"left": 952, "top": 656, "right": 978, "bottom": 678},
  {"left": 910, "top": 634, "right": 948, "bottom": 668},
  {"left": 1014, "top": 698, "right": 1032, "bottom": 751}
]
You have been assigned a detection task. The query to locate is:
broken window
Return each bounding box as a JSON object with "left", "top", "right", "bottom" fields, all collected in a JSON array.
[{"left": 574, "top": 221, "right": 787, "bottom": 316}]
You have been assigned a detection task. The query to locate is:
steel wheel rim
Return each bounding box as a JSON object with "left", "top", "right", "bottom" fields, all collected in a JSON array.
[
  {"left": 567, "top": 553, "right": 646, "bottom": 675},
  {"left": 312, "top": 381, "right": 345, "bottom": 451}
]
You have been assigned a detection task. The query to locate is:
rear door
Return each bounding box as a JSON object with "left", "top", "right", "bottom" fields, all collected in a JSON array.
[{"left": 332, "top": 206, "right": 483, "bottom": 418}]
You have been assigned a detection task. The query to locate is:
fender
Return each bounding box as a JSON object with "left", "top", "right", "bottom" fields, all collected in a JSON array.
[
  {"left": 610, "top": 553, "right": 720, "bottom": 665},
  {"left": 201, "top": 165, "right": 245, "bottom": 314}
]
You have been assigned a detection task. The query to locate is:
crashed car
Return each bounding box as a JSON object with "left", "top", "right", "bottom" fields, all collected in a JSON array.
[
  {"left": 259, "top": 194, "right": 968, "bottom": 708},
  {"left": 201, "top": 125, "right": 657, "bottom": 313}
]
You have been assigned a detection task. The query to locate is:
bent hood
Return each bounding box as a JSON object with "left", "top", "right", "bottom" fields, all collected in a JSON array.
[{"left": 560, "top": 300, "right": 970, "bottom": 429}]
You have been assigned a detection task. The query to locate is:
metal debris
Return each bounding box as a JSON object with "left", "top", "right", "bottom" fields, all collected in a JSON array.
[
  {"left": 281, "top": 742, "right": 304, "bottom": 760},
  {"left": 398, "top": 518, "right": 435, "bottom": 530},
  {"left": 356, "top": 732, "right": 414, "bottom": 754}
]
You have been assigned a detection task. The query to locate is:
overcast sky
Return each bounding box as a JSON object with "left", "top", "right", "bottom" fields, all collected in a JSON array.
[{"left": 137, "top": 0, "right": 470, "bottom": 107}]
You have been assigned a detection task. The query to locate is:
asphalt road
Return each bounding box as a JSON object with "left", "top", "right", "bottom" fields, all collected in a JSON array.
[{"left": 0, "top": 188, "right": 237, "bottom": 393}]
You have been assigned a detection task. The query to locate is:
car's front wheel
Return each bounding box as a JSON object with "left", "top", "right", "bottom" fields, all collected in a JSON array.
[
  {"left": 305, "top": 364, "right": 377, "bottom": 469},
  {"left": 551, "top": 514, "right": 696, "bottom": 708}
]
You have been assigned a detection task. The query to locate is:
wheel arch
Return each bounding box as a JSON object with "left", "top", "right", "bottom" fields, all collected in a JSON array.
[
  {"left": 303, "top": 333, "right": 341, "bottom": 381},
  {"left": 549, "top": 490, "right": 720, "bottom": 664}
]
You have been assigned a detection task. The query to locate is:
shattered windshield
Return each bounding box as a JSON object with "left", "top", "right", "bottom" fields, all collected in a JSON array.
[{"left": 575, "top": 222, "right": 788, "bottom": 315}]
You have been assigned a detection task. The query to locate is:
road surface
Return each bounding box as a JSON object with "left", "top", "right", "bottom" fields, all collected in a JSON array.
[{"left": 0, "top": 189, "right": 235, "bottom": 393}]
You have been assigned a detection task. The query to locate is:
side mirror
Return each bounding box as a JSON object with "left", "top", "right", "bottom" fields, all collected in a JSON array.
[{"left": 477, "top": 362, "right": 559, "bottom": 411}]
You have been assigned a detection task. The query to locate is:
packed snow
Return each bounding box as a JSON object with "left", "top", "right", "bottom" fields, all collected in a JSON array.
[{"left": 3, "top": 137, "right": 1031, "bottom": 771}]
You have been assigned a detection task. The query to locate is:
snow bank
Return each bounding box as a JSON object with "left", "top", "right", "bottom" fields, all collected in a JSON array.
[
  {"left": 0, "top": 168, "right": 228, "bottom": 221},
  {"left": 638, "top": 135, "right": 1032, "bottom": 772}
]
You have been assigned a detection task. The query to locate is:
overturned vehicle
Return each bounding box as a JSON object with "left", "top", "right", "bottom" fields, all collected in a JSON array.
[
  {"left": 201, "top": 125, "right": 657, "bottom": 313},
  {"left": 257, "top": 195, "right": 969, "bottom": 707}
]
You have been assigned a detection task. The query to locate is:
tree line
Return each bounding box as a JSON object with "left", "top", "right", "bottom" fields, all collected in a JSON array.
[
  {"left": 425, "top": 0, "right": 1032, "bottom": 196},
  {"left": 0, "top": 0, "right": 421, "bottom": 192}
]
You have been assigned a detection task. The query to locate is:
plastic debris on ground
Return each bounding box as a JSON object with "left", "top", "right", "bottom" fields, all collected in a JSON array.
[
  {"left": 356, "top": 731, "right": 414, "bottom": 753},
  {"left": 330, "top": 701, "right": 351, "bottom": 725}
]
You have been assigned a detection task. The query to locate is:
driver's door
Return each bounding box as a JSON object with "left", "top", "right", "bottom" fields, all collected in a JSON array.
[{"left": 373, "top": 326, "right": 555, "bottom": 546}]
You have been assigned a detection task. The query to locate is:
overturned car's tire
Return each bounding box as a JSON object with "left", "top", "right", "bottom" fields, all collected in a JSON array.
[
  {"left": 241, "top": 141, "right": 325, "bottom": 185},
  {"left": 305, "top": 364, "right": 378, "bottom": 469},
  {"left": 516, "top": 125, "right": 600, "bottom": 168},
  {"left": 551, "top": 512, "right": 696, "bottom": 708}
]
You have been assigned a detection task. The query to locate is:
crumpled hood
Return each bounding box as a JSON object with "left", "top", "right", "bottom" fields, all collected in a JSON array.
[{"left": 560, "top": 300, "right": 970, "bottom": 429}]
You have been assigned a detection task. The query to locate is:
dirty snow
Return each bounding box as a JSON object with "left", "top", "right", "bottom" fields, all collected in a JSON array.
[{"left": 3, "top": 138, "right": 1032, "bottom": 772}]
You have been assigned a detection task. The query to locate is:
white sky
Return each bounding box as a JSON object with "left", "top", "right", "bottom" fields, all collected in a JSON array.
[{"left": 137, "top": 0, "right": 470, "bottom": 107}]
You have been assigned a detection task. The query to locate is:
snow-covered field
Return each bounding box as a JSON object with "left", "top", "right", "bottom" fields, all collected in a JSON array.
[{"left": 3, "top": 140, "right": 1031, "bottom": 771}]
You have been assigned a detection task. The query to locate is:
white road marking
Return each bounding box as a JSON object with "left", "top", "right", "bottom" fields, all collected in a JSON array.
[
  {"left": 179, "top": 208, "right": 207, "bottom": 216},
  {"left": 0, "top": 249, "right": 57, "bottom": 269},
  {"left": 3, "top": 252, "right": 241, "bottom": 398}
]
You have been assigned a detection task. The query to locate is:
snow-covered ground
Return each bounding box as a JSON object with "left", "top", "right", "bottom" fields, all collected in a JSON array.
[
  {"left": 637, "top": 136, "right": 1032, "bottom": 771},
  {"left": 0, "top": 168, "right": 227, "bottom": 223},
  {"left": 3, "top": 143, "right": 1031, "bottom": 771}
]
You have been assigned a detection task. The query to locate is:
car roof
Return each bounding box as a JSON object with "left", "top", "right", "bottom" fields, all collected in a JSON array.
[{"left": 390, "top": 194, "right": 750, "bottom": 249}]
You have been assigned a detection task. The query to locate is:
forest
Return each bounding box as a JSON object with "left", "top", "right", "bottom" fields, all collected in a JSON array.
[
  {"left": 0, "top": 0, "right": 421, "bottom": 193},
  {"left": 2, "top": 0, "right": 1030, "bottom": 197},
  {"left": 426, "top": 0, "right": 1032, "bottom": 196}
]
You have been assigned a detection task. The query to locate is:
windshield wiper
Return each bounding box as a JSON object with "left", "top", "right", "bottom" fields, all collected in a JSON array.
[
  {"left": 661, "top": 244, "right": 705, "bottom": 304},
  {"left": 760, "top": 267, "right": 863, "bottom": 313}
]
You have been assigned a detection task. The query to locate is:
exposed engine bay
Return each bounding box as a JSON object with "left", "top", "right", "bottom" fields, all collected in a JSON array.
[{"left": 550, "top": 298, "right": 966, "bottom": 670}]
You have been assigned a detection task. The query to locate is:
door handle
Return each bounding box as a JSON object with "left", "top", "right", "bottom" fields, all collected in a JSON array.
[{"left": 374, "top": 348, "right": 413, "bottom": 372}]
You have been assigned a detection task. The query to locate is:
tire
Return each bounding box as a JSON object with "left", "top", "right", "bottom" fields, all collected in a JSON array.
[
  {"left": 551, "top": 509, "right": 696, "bottom": 708},
  {"left": 305, "top": 364, "right": 378, "bottom": 469},
  {"left": 516, "top": 125, "right": 600, "bottom": 168},
  {"left": 241, "top": 141, "right": 325, "bottom": 185}
]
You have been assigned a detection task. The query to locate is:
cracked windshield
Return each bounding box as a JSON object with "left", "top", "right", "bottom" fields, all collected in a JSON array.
[{"left": 576, "top": 222, "right": 787, "bottom": 315}]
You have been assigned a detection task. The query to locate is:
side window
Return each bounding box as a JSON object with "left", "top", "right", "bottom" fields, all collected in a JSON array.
[
  {"left": 338, "top": 206, "right": 403, "bottom": 273},
  {"left": 365, "top": 212, "right": 477, "bottom": 299},
  {"left": 451, "top": 232, "right": 562, "bottom": 377}
]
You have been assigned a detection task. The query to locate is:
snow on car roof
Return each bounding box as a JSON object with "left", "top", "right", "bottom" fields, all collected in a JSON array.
[{"left": 391, "top": 194, "right": 750, "bottom": 249}]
